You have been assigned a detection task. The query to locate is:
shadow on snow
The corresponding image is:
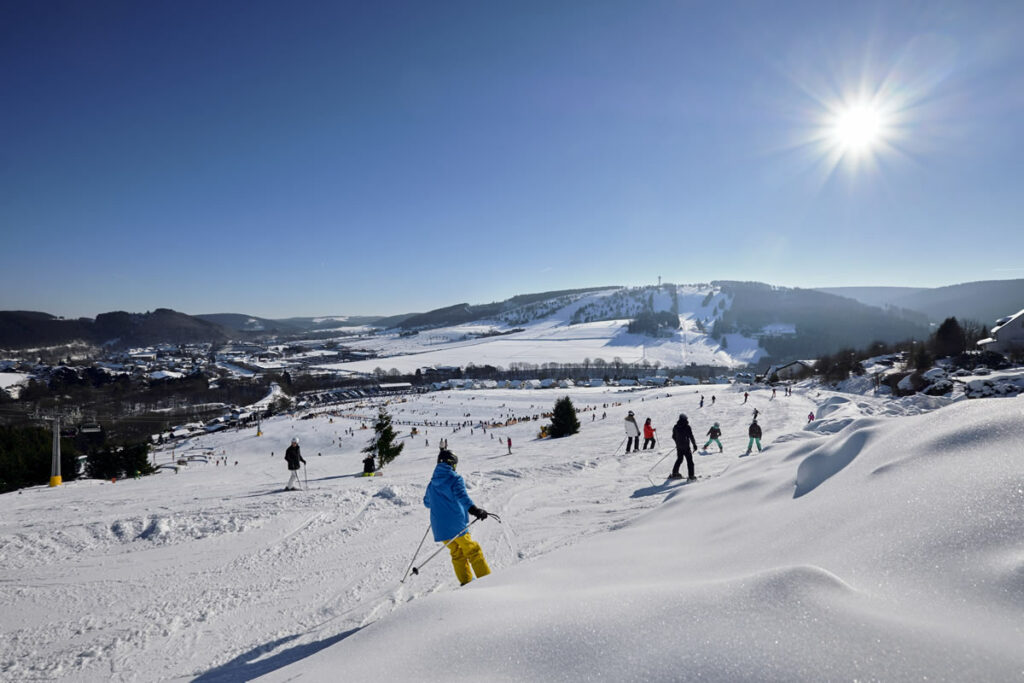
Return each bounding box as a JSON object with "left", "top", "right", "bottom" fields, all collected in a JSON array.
[{"left": 192, "top": 627, "right": 360, "bottom": 682}]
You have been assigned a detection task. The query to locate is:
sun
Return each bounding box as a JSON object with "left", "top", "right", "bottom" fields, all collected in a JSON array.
[
  {"left": 831, "top": 104, "right": 883, "bottom": 150},
  {"left": 825, "top": 101, "right": 890, "bottom": 158}
]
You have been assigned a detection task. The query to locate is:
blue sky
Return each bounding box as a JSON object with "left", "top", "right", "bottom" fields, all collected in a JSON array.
[{"left": 2, "top": 1, "right": 1022, "bottom": 318}]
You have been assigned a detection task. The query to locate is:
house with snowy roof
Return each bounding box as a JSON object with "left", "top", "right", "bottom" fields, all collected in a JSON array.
[
  {"left": 977, "top": 309, "right": 1024, "bottom": 355},
  {"left": 764, "top": 360, "right": 815, "bottom": 382}
]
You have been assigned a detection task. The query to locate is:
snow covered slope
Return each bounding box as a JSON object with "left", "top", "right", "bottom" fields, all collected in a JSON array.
[
  {"left": 316, "top": 284, "right": 765, "bottom": 373},
  {"left": 1, "top": 386, "right": 1021, "bottom": 681}
]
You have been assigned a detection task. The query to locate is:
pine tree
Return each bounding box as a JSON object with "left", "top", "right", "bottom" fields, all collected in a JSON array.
[
  {"left": 363, "top": 406, "right": 405, "bottom": 470},
  {"left": 931, "top": 317, "right": 967, "bottom": 358},
  {"left": 547, "top": 396, "right": 581, "bottom": 438}
]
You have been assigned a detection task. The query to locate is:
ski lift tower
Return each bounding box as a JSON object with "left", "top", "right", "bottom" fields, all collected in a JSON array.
[
  {"left": 36, "top": 410, "right": 69, "bottom": 487},
  {"left": 49, "top": 415, "right": 62, "bottom": 486}
]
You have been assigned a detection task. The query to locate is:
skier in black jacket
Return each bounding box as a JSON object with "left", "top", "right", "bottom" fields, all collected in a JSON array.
[
  {"left": 670, "top": 414, "right": 699, "bottom": 480},
  {"left": 284, "top": 438, "right": 306, "bottom": 490},
  {"left": 746, "top": 420, "right": 763, "bottom": 455}
]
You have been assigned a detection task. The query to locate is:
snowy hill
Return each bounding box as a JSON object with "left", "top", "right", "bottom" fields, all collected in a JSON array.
[
  {"left": 1, "top": 384, "right": 1021, "bottom": 681},
  {"left": 315, "top": 282, "right": 926, "bottom": 374},
  {"left": 820, "top": 279, "right": 1024, "bottom": 325}
]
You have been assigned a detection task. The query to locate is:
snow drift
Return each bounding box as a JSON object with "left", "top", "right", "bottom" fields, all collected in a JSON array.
[
  {"left": 1, "top": 385, "right": 1021, "bottom": 682},
  {"left": 263, "top": 397, "right": 1023, "bottom": 681}
]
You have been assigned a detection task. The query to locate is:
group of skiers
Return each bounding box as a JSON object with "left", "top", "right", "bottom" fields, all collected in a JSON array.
[
  {"left": 624, "top": 410, "right": 766, "bottom": 480},
  {"left": 279, "top": 399, "right": 777, "bottom": 586}
]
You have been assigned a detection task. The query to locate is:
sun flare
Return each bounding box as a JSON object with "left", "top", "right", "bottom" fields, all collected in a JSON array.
[{"left": 827, "top": 102, "right": 889, "bottom": 156}]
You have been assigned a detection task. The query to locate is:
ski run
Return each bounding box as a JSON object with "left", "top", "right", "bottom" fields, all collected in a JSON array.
[{"left": 2, "top": 382, "right": 1022, "bottom": 681}]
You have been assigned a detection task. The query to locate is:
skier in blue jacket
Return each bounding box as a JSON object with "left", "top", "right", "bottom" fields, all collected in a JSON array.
[{"left": 423, "top": 449, "right": 491, "bottom": 585}]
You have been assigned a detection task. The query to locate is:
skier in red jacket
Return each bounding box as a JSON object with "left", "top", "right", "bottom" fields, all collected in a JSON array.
[{"left": 642, "top": 418, "right": 657, "bottom": 449}]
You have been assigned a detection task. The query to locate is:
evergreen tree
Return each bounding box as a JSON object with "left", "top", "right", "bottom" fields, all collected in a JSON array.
[
  {"left": 363, "top": 406, "right": 405, "bottom": 470},
  {"left": 913, "top": 343, "right": 932, "bottom": 370},
  {"left": 547, "top": 396, "right": 581, "bottom": 438},
  {"left": 85, "top": 442, "right": 153, "bottom": 480},
  {"left": 931, "top": 317, "right": 967, "bottom": 358}
]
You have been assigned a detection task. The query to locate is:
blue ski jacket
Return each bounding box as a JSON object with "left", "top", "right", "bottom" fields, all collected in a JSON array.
[{"left": 423, "top": 462, "right": 475, "bottom": 542}]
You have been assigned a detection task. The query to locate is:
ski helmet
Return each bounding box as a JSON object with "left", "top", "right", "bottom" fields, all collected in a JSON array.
[
  {"left": 291, "top": 438, "right": 299, "bottom": 444},
  {"left": 438, "top": 450, "right": 458, "bottom": 468}
]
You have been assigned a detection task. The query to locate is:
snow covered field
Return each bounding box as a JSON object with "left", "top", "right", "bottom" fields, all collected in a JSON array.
[
  {"left": 313, "top": 286, "right": 765, "bottom": 375},
  {"left": 1, "top": 384, "right": 1022, "bottom": 681}
]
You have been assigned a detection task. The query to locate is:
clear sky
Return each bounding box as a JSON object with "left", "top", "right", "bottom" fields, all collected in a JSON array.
[{"left": 2, "top": 1, "right": 1022, "bottom": 319}]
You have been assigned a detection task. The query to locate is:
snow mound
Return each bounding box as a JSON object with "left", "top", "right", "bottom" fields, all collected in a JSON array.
[
  {"left": 372, "top": 485, "right": 412, "bottom": 506},
  {"left": 267, "top": 398, "right": 1024, "bottom": 682}
]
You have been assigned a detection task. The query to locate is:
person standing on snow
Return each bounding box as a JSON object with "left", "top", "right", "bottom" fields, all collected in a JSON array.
[
  {"left": 670, "top": 414, "right": 699, "bottom": 480},
  {"left": 507, "top": 436, "right": 512, "bottom": 454},
  {"left": 807, "top": 411, "right": 815, "bottom": 423},
  {"left": 703, "top": 422, "right": 723, "bottom": 453},
  {"left": 284, "top": 438, "right": 305, "bottom": 490},
  {"left": 642, "top": 418, "right": 657, "bottom": 450},
  {"left": 624, "top": 411, "right": 641, "bottom": 453},
  {"left": 423, "top": 449, "right": 492, "bottom": 586},
  {"left": 746, "top": 420, "right": 763, "bottom": 455}
]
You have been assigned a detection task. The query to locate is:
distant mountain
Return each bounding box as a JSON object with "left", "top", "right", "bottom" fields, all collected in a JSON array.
[
  {"left": 0, "top": 309, "right": 228, "bottom": 349},
  {"left": 274, "top": 315, "right": 393, "bottom": 332},
  {"left": 4, "top": 277, "right": 1016, "bottom": 357},
  {"left": 196, "top": 313, "right": 305, "bottom": 335},
  {"left": 818, "top": 280, "right": 1024, "bottom": 325},
  {"left": 716, "top": 281, "right": 929, "bottom": 361},
  {"left": 396, "top": 287, "right": 618, "bottom": 329},
  {"left": 0, "top": 311, "right": 94, "bottom": 348},
  {"left": 92, "top": 309, "right": 228, "bottom": 346},
  {"left": 815, "top": 286, "right": 927, "bottom": 309},
  {"left": 380, "top": 282, "right": 931, "bottom": 365}
]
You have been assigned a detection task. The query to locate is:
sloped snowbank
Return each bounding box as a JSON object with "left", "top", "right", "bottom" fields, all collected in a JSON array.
[
  {"left": 3, "top": 385, "right": 1021, "bottom": 681},
  {"left": 265, "top": 398, "right": 1024, "bottom": 681}
]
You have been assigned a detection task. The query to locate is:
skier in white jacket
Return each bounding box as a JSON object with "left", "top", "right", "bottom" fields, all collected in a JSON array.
[{"left": 624, "top": 410, "right": 641, "bottom": 453}]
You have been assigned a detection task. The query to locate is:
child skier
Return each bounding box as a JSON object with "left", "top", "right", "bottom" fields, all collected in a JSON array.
[
  {"left": 703, "top": 422, "right": 723, "bottom": 453},
  {"left": 642, "top": 418, "right": 657, "bottom": 449},
  {"left": 423, "top": 449, "right": 492, "bottom": 586}
]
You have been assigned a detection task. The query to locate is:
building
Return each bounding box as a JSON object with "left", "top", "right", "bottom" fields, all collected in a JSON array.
[
  {"left": 977, "top": 309, "right": 1024, "bottom": 355},
  {"left": 764, "top": 360, "right": 815, "bottom": 382}
]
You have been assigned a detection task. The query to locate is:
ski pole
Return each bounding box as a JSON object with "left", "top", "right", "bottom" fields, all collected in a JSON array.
[
  {"left": 645, "top": 447, "right": 676, "bottom": 486},
  {"left": 613, "top": 437, "right": 626, "bottom": 456},
  {"left": 400, "top": 523, "right": 433, "bottom": 583},
  {"left": 304, "top": 463, "right": 309, "bottom": 491},
  {"left": 648, "top": 447, "right": 676, "bottom": 474},
  {"left": 409, "top": 519, "right": 479, "bottom": 577}
]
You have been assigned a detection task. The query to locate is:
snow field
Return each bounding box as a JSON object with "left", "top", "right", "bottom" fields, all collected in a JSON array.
[{"left": 1, "top": 383, "right": 1021, "bottom": 681}]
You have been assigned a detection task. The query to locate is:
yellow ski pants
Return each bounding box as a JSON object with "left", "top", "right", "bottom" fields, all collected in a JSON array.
[{"left": 447, "top": 533, "right": 491, "bottom": 585}]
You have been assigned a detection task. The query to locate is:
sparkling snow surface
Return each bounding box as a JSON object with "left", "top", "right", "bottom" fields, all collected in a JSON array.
[{"left": 1, "top": 385, "right": 1022, "bottom": 681}]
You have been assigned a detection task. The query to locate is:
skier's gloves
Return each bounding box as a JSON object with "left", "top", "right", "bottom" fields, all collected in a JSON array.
[{"left": 468, "top": 506, "right": 488, "bottom": 520}]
